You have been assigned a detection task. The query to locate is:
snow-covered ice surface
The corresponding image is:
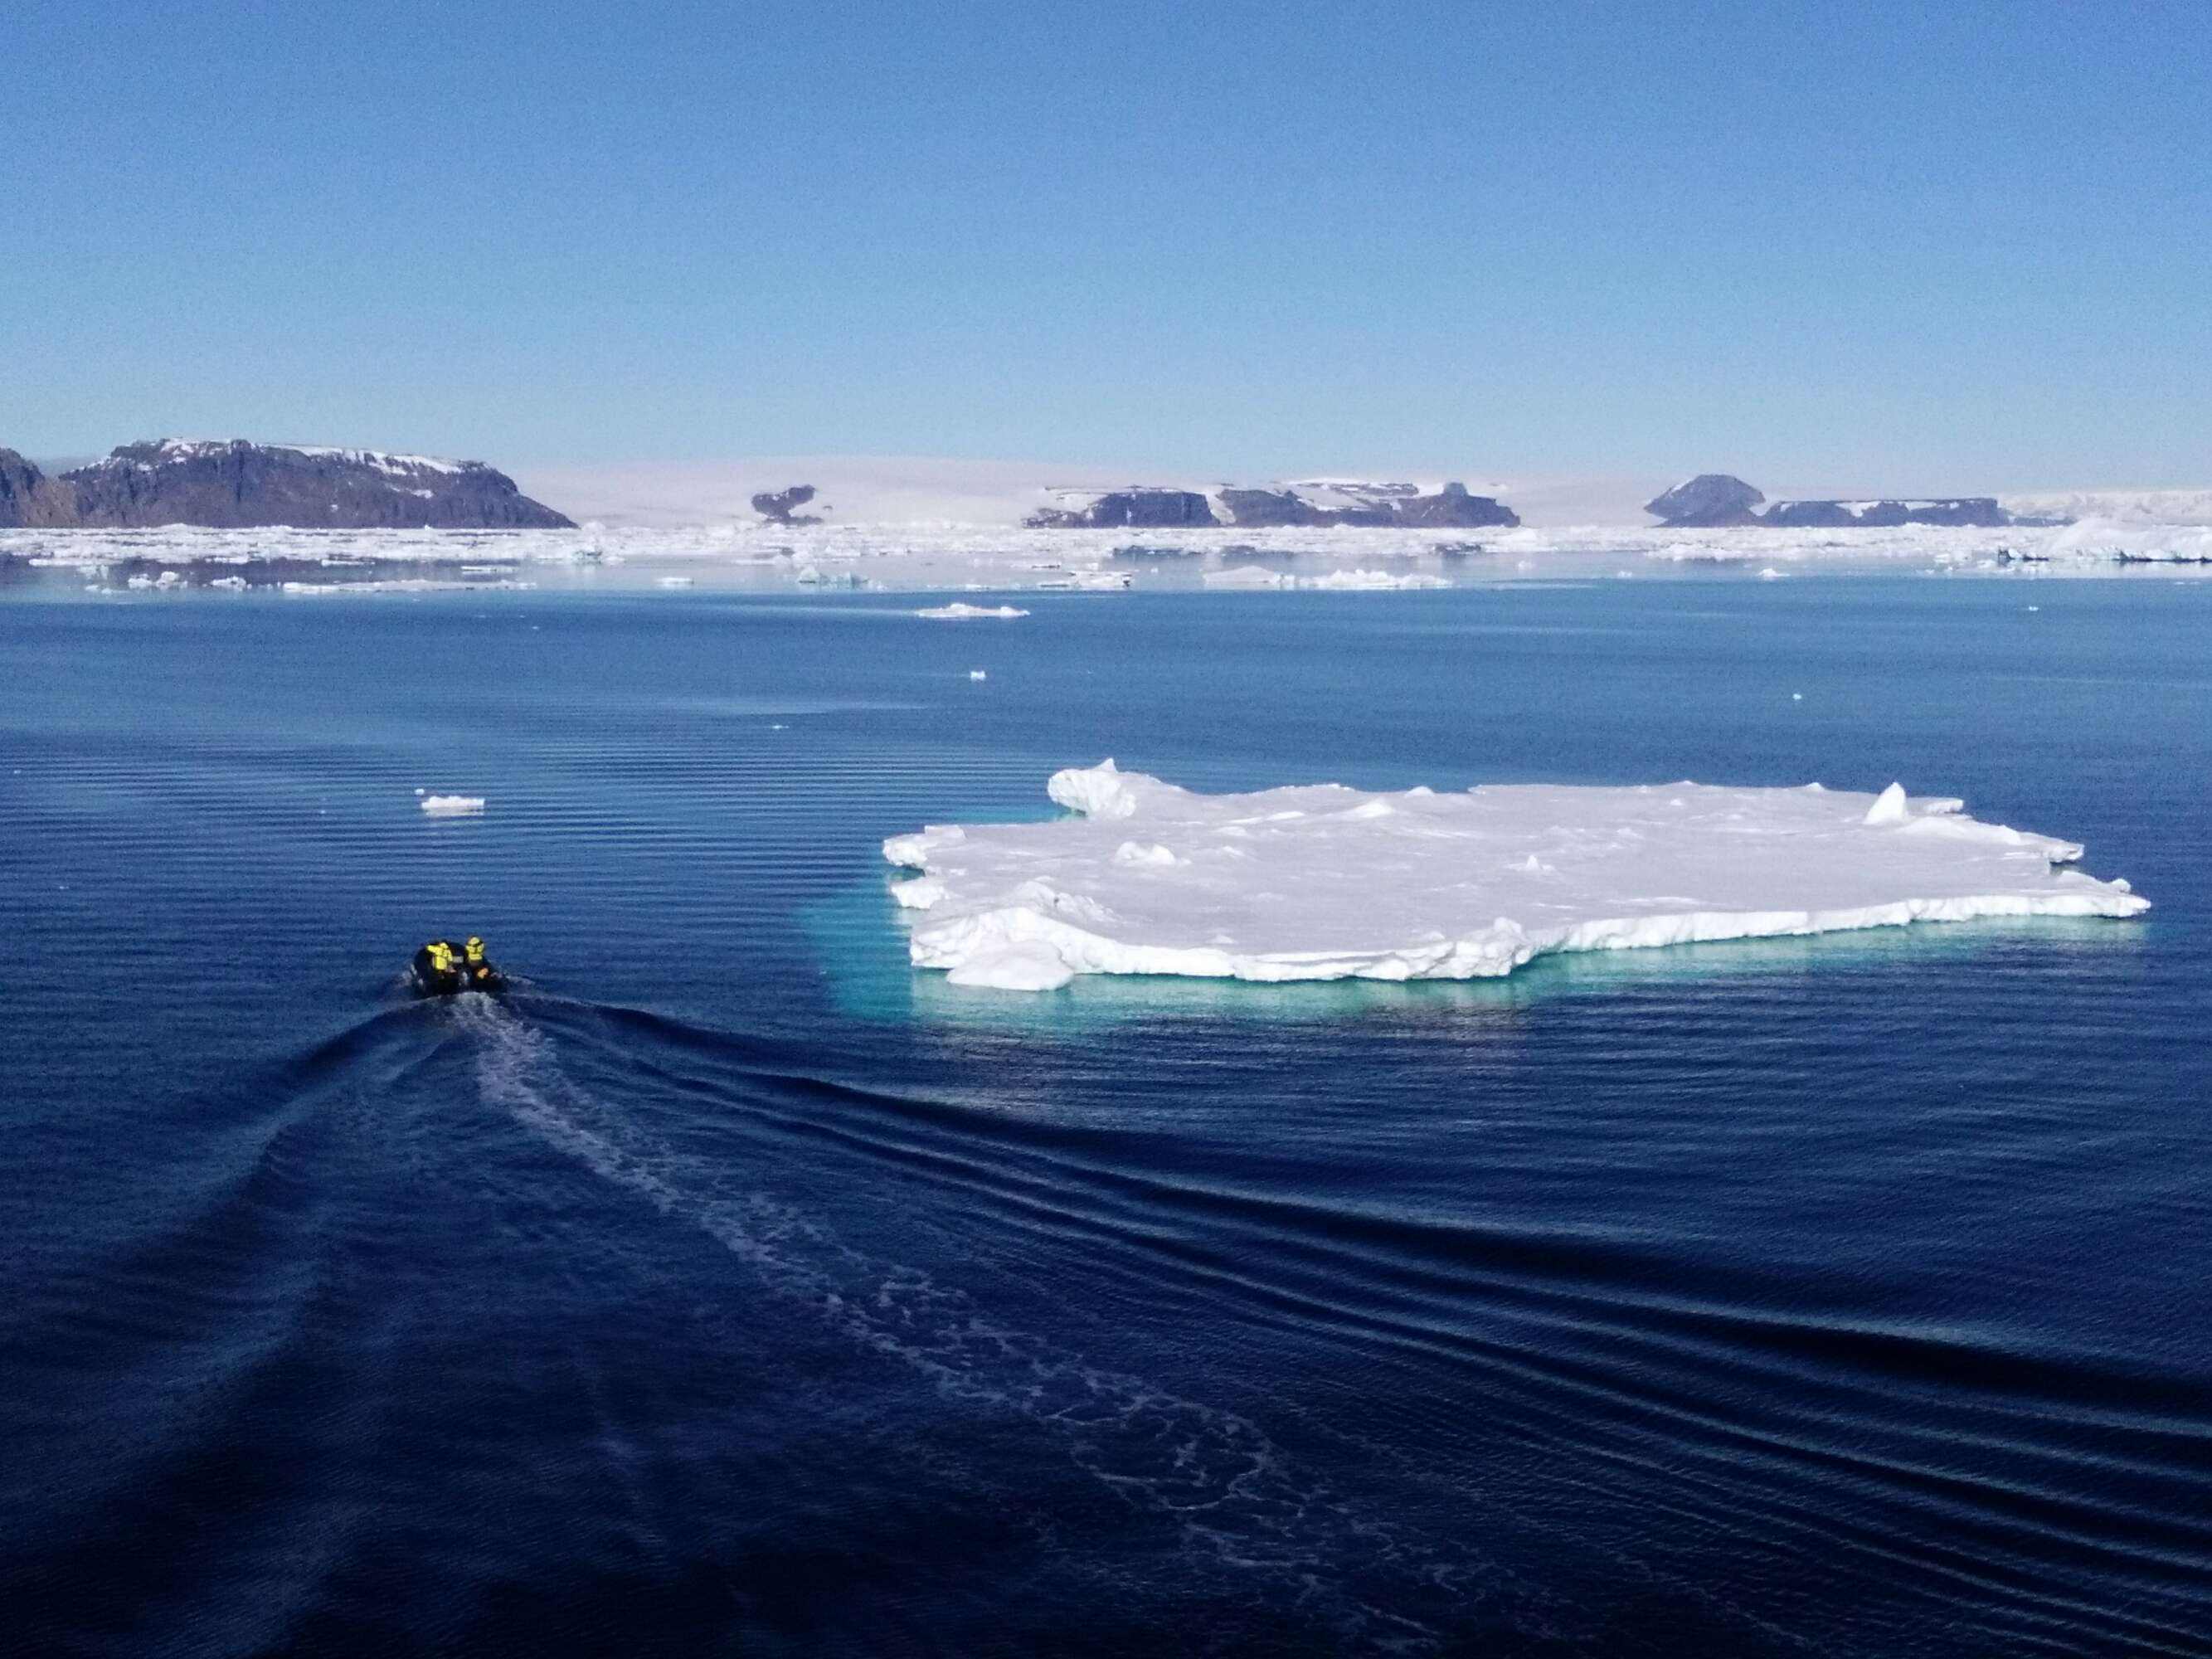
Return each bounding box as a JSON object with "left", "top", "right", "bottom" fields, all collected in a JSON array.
[
  {"left": 882, "top": 761, "right": 2147, "bottom": 992},
  {"left": 2001, "top": 488, "right": 2212, "bottom": 526}
]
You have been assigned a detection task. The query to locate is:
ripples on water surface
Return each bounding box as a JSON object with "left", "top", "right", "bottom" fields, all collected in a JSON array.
[{"left": 3, "top": 583, "right": 2210, "bottom": 1657}]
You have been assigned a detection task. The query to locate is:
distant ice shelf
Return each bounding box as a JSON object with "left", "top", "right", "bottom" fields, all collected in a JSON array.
[{"left": 882, "top": 761, "right": 2147, "bottom": 991}]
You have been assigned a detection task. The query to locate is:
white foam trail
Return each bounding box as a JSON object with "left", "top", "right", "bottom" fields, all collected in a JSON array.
[{"left": 454, "top": 997, "right": 1568, "bottom": 1652}]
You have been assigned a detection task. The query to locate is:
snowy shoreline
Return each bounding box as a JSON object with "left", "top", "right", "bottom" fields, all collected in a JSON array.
[{"left": 884, "top": 762, "right": 2148, "bottom": 991}]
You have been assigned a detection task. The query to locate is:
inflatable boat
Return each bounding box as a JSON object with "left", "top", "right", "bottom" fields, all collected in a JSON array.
[{"left": 411, "top": 939, "right": 508, "bottom": 997}]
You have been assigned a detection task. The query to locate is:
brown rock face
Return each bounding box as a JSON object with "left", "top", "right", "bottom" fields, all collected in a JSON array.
[{"left": 0, "top": 450, "right": 82, "bottom": 527}]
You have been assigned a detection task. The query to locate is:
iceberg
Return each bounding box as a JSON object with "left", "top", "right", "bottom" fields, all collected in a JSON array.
[
  {"left": 1298, "top": 567, "right": 1450, "bottom": 591},
  {"left": 914, "top": 602, "right": 1029, "bottom": 619},
  {"left": 882, "top": 761, "right": 2147, "bottom": 991},
  {"left": 1202, "top": 566, "right": 1292, "bottom": 590},
  {"left": 420, "top": 793, "right": 487, "bottom": 816}
]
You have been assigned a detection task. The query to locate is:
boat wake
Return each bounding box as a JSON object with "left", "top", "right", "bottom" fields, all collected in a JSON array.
[{"left": 451, "top": 994, "right": 1568, "bottom": 1652}]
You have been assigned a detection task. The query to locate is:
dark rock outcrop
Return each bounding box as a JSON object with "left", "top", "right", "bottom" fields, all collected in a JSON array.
[
  {"left": 1217, "top": 488, "right": 1398, "bottom": 528},
  {"left": 1218, "top": 481, "right": 1516, "bottom": 529},
  {"left": 1216, "top": 489, "right": 1332, "bottom": 528},
  {"left": 1761, "top": 497, "right": 2010, "bottom": 528},
  {"left": 1652, "top": 472, "right": 2011, "bottom": 529},
  {"left": 1392, "top": 481, "right": 1519, "bottom": 528},
  {"left": 1036, "top": 480, "right": 1520, "bottom": 531},
  {"left": 751, "top": 484, "right": 822, "bottom": 524},
  {"left": 0, "top": 450, "right": 81, "bottom": 527},
  {"left": 1647, "top": 474, "right": 1765, "bottom": 528},
  {"left": 1026, "top": 489, "right": 1220, "bottom": 530},
  {"left": 43, "top": 440, "right": 571, "bottom": 528}
]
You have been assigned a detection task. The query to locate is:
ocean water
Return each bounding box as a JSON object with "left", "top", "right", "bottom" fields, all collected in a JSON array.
[{"left": 3, "top": 580, "right": 2209, "bottom": 1657}]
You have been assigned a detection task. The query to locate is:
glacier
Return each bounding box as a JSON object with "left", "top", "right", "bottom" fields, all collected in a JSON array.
[{"left": 882, "top": 761, "right": 2147, "bottom": 992}]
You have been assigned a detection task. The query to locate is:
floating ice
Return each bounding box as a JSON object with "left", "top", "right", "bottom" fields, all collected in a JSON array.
[
  {"left": 13, "top": 513, "right": 2212, "bottom": 588},
  {"left": 1300, "top": 567, "right": 1450, "bottom": 591},
  {"left": 915, "top": 602, "right": 1029, "bottom": 619},
  {"left": 1202, "top": 566, "right": 1291, "bottom": 590},
  {"left": 882, "top": 761, "right": 2147, "bottom": 990},
  {"left": 1200, "top": 566, "right": 1447, "bottom": 591},
  {"left": 420, "top": 794, "right": 487, "bottom": 816}
]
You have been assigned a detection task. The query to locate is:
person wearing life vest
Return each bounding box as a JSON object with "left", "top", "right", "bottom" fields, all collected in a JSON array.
[
  {"left": 413, "top": 937, "right": 462, "bottom": 994},
  {"left": 463, "top": 936, "right": 495, "bottom": 987}
]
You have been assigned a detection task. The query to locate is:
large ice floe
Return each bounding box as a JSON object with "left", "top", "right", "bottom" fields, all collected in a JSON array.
[{"left": 882, "top": 761, "right": 2147, "bottom": 991}]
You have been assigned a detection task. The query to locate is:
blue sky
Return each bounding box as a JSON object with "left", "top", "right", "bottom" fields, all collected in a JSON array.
[{"left": 6, "top": 0, "right": 2208, "bottom": 489}]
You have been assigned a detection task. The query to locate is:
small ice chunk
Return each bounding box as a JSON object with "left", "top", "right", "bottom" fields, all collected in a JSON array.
[
  {"left": 1047, "top": 758, "right": 1145, "bottom": 820},
  {"left": 1863, "top": 782, "right": 1910, "bottom": 825},
  {"left": 1112, "top": 840, "right": 1181, "bottom": 868},
  {"left": 891, "top": 877, "right": 946, "bottom": 909},
  {"left": 916, "top": 603, "right": 1028, "bottom": 620},
  {"left": 969, "top": 669, "right": 989, "bottom": 680},
  {"left": 1202, "top": 566, "right": 1291, "bottom": 590},
  {"left": 1299, "top": 567, "right": 1450, "bottom": 591},
  {"left": 420, "top": 794, "right": 487, "bottom": 816}
]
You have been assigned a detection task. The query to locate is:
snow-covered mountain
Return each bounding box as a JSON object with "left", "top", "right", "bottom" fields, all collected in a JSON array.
[{"left": 0, "top": 439, "right": 572, "bottom": 528}]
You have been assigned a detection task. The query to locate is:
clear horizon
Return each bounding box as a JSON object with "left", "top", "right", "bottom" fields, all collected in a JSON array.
[{"left": 9, "top": 0, "right": 2209, "bottom": 492}]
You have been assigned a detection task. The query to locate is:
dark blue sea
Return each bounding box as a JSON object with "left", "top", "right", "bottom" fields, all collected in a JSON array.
[{"left": 4, "top": 580, "right": 2210, "bottom": 1657}]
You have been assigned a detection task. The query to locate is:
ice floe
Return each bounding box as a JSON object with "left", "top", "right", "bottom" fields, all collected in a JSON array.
[
  {"left": 882, "top": 761, "right": 2147, "bottom": 991},
  {"left": 914, "top": 602, "right": 1029, "bottom": 619},
  {"left": 1202, "top": 566, "right": 1451, "bottom": 591},
  {"left": 420, "top": 794, "right": 487, "bottom": 816}
]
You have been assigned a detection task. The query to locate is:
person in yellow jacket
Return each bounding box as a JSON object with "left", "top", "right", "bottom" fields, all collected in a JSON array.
[
  {"left": 413, "top": 938, "right": 462, "bottom": 994},
  {"left": 413, "top": 936, "right": 502, "bottom": 995}
]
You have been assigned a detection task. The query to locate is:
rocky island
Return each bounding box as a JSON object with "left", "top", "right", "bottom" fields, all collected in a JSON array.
[
  {"left": 1024, "top": 479, "right": 1519, "bottom": 530},
  {"left": 751, "top": 484, "right": 824, "bottom": 524},
  {"left": 0, "top": 440, "right": 572, "bottom": 529},
  {"left": 1647, "top": 473, "right": 2011, "bottom": 529}
]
